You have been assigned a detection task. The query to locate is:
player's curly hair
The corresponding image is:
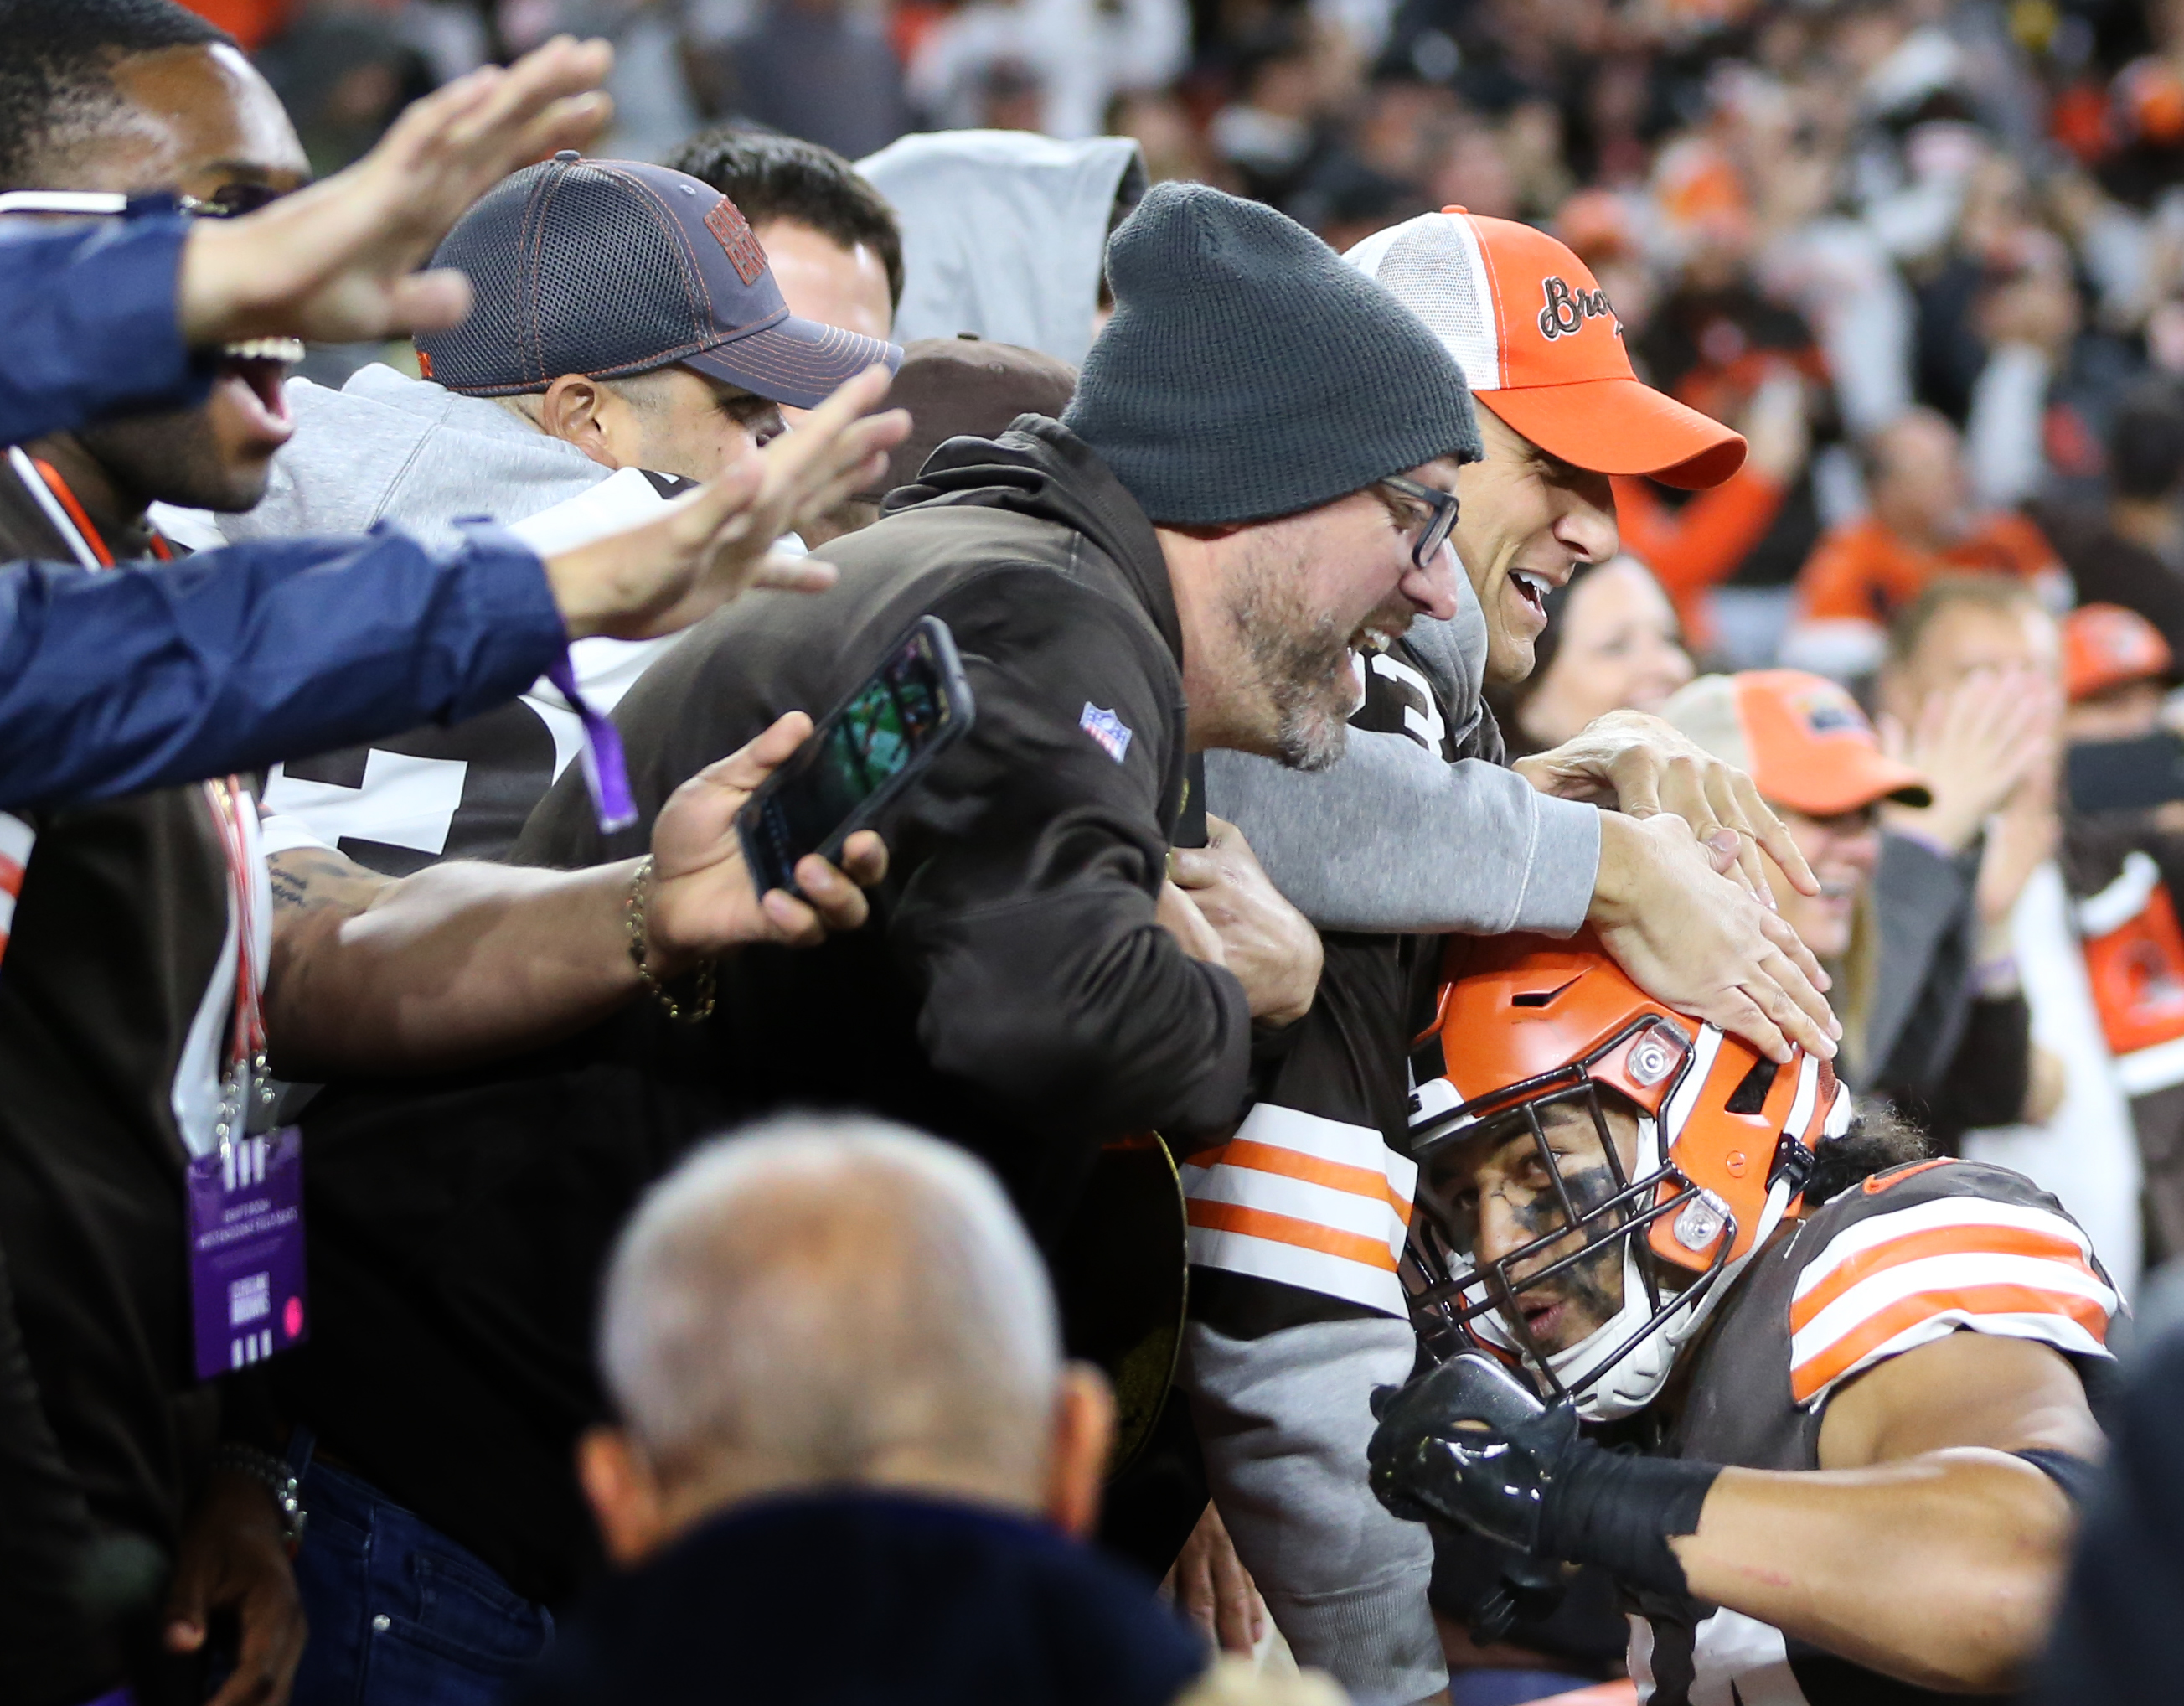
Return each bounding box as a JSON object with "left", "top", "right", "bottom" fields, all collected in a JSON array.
[
  {"left": 1805, "top": 1103, "right": 1931, "bottom": 1204},
  {"left": 0, "top": 0, "right": 231, "bottom": 190}
]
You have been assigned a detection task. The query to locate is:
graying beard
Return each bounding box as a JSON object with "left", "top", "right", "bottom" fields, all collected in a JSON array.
[{"left": 1226, "top": 554, "right": 1355, "bottom": 773}]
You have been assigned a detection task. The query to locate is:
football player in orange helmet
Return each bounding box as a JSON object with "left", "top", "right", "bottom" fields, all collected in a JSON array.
[{"left": 1373, "top": 929, "right": 2117, "bottom": 1703}]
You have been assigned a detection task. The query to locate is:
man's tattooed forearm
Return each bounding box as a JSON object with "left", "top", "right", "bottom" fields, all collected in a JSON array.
[{"left": 267, "top": 849, "right": 395, "bottom": 917}]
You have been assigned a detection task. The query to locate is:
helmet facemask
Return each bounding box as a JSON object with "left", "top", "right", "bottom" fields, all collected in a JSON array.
[
  {"left": 1407, "top": 1011, "right": 1841, "bottom": 1421},
  {"left": 1409, "top": 1047, "right": 1734, "bottom": 1416}
]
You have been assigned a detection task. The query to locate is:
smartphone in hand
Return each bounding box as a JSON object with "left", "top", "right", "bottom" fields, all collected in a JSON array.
[{"left": 736, "top": 615, "right": 975, "bottom": 897}]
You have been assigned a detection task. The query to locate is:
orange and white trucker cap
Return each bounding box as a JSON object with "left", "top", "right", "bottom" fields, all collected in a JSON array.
[
  {"left": 2063, "top": 603, "right": 2173, "bottom": 704},
  {"left": 1345, "top": 207, "right": 1747, "bottom": 489},
  {"left": 1663, "top": 669, "right": 1932, "bottom": 817}
]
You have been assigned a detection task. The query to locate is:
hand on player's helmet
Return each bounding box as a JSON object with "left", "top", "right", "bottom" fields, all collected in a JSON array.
[
  {"left": 1589, "top": 811, "right": 1838, "bottom": 1065},
  {"left": 1367, "top": 1354, "right": 1576, "bottom": 1552},
  {"left": 1515, "top": 710, "right": 1817, "bottom": 905}
]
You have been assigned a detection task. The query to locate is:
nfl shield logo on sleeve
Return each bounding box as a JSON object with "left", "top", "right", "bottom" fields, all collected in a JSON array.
[{"left": 1080, "top": 703, "right": 1133, "bottom": 763}]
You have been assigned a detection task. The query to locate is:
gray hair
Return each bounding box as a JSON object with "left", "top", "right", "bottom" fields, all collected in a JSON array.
[{"left": 597, "top": 1115, "right": 1061, "bottom": 1491}]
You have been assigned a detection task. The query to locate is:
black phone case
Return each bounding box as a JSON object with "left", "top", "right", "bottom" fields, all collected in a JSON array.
[
  {"left": 2067, "top": 732, "right": 2184, "bottom": 816},
  {"left": 734, "top": 615, "right": 976, "bottom": 897}
]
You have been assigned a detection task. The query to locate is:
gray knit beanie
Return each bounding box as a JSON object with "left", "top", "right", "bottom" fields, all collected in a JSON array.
[{"left": 1061, "top": 183, "right": 1479, "bottom": 525}]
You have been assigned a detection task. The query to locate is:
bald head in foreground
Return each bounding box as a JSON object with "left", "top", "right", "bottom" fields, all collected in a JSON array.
[
  {"left": 511, "top": 1117, "right": 1344, "bottom": 1706},
  {"left": 583, "top": 1119, "right": 1102, "bottom": 1547}
]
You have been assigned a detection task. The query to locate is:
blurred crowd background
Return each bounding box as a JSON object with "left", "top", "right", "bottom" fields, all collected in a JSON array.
[
  {"left": 180, "top": 0, "right": 2184, "bottom": 683},
  {"left": 167, "top": 0, "right": 2184, "bottom": 1313}
]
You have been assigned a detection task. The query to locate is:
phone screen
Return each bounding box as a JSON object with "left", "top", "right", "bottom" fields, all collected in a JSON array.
[{"left": 750, "top": 627, "right": 957, "bottom": 886}]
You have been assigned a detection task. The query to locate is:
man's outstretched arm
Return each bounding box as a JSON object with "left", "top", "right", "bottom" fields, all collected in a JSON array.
[{"left": 265, "top": 713, "right": 884, "bottom": 1079}]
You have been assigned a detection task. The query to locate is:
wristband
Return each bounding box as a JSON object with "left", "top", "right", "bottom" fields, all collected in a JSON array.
[
  {"left": 1539, "top": 1440, "right": 1721, "bottom": 1597},
  {"left": 2015, "top": 1447, "right": 2099, "bottom": 1508},
  {"left": 211, "top": 1442, "right": 307, "bottom": 1553}
]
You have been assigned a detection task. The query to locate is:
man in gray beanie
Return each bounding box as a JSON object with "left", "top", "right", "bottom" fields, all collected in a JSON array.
[
  {"left": 519, "top": 181, "right": 1477, "bottom": 1145},
  {"left": 288, "top": 181, "right": 1473, "bottom": 1640}
]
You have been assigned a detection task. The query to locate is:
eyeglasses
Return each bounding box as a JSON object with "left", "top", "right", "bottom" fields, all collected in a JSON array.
[{"left": 1379, "top": 475, "right": 1461, "bottom": 571}]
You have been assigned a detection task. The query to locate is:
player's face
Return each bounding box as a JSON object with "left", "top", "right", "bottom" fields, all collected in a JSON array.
[
  {"left": 1450, "top": 410, "right": 1619, "bottom": 688},
  {"left": 1423, "top": 1093, "right": 1643, "bottom": 1356}
]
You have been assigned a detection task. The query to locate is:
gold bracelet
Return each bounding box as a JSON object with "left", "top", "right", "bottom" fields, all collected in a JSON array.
[{"left": 625, "top": 856, "right": 716, "bottom": 1023}]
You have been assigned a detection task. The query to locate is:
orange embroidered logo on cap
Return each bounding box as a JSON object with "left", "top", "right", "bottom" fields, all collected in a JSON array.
[{"left": 704, "top": 198, "right": 768, "bottom": 287}]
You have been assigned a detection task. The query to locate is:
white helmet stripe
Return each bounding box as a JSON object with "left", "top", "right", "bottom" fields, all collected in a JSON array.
[
  {"left": 1783, "top": 1052, "right": 1819, "bottom": 1147},
  {"left": 1660, "top": 1025, "right": 1723, "bottom": 1142}
]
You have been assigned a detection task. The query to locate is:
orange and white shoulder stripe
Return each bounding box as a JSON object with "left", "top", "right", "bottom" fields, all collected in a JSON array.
[
  {"left": 0, "top": 811, "right": 33, "bottom": 968},
  {"left": 1180, "top": 1103, "right": 1418, "bottom": 1317},
  {"left": 1787, "top": 1197, "right": 2116, "bottom": 1407}
]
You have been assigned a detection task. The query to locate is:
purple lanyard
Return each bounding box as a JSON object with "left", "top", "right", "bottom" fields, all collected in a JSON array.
[{"left": 545, "top": 654, "right": 638, "bottom": 835}]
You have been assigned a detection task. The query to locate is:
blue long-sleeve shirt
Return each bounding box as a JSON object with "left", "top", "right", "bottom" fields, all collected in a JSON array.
[
  {"left": 0, "top": 210, "right": 207, "bottom": 447},
  {"left": 0, "top": 527, "right": 568, "bottom": 810}
]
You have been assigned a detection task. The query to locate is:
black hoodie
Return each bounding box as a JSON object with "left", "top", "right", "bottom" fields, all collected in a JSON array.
[
  {"left": 279, "top": 422, "right": 1257, "bottom": 1609},
  {"left": 518, "top": 417, "right": 1253, "bottom": 1227}
]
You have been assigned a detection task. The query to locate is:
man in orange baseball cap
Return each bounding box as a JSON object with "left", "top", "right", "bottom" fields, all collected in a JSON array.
[
  {"left": 1664, "top": 669, "right": 1929, "bottom": 964},
  {"left": 1345, "top": 207, "right": 1748, "bottom": 686},
  {"left": 2063, "top": 602, "right": 2176, "bottom": 742},
  {"left": 1191, "top": 211, "right": 1835, "bottom": 1706}
]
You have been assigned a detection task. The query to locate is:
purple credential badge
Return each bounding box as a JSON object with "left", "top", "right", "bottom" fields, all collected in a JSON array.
[
  {"left": 187, "top": 1126, "right": 308, "bottom": 1382},
  {"left": 546, "top": 654, "right": 638, "bottom": 834}
]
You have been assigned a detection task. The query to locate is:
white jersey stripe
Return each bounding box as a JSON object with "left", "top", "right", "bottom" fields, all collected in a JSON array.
[
  {"left": 1180, "top": 1161, "right": 1410, "bottom": 1249},
  {"left": 1181, "top": 1102, "right": 1417, "bottom": 1311},
  {"left": 1789, "top": 1197, "right": 2094, "bottom": 1299},
  {"left": 1793, "top": 1309, "right": 2109, "bottom": 1409},
  {"left": 1789, "top": 1250, "right": 2117, "bottom": 1370},
  {"left": 1183, "top": 1221, "right": 1410, "bottom": 1316},
  {"left": 1216, "top": 1102, "right": 1416, "bottom": 1176}
]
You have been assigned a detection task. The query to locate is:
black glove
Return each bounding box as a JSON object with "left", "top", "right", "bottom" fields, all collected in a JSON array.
[
  {"left": 1367, "top": 1353, "right": 1722, "bottom": 1597},
  {"left": 1459, "top": 1545, "right": 1567, "bottom": 1646},
  {"left": 1366, "top": 1353, "right": 1577, "bottom": 1551}
]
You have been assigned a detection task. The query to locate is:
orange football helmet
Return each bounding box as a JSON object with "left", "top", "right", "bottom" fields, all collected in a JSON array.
[{"left": 1405, "top": 928, "right": 1846, "bottom": 1419}]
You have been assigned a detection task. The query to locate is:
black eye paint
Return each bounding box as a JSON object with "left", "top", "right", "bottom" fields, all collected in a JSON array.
[{"left": 1504, "top": 1161, "right": 1627, "bottom": 1327}]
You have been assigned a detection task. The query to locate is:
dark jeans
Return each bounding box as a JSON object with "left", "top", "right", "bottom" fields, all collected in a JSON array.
[
  {"left": 1447, "top": 1672, "right": 1600, "bottom": 1706},
  {"left": 287, "top": 1434, "right": 554, "bottom": 1706}
]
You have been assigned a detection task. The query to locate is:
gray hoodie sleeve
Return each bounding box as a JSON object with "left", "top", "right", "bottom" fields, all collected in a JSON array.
[
  {"left": 1181, "top": 1316, "right": 1447, "bottom": 1706},
  {"left": 1203, "top": 587, "right": 1600, "bottom": 936},
  {"left": 1206, "top": 742, "right": 1599, "bottom": 937}
]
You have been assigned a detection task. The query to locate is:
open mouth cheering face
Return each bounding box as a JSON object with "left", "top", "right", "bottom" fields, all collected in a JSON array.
[{"left": 1417, "top": 1089, "right": 1649, "bottom": 1361}]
